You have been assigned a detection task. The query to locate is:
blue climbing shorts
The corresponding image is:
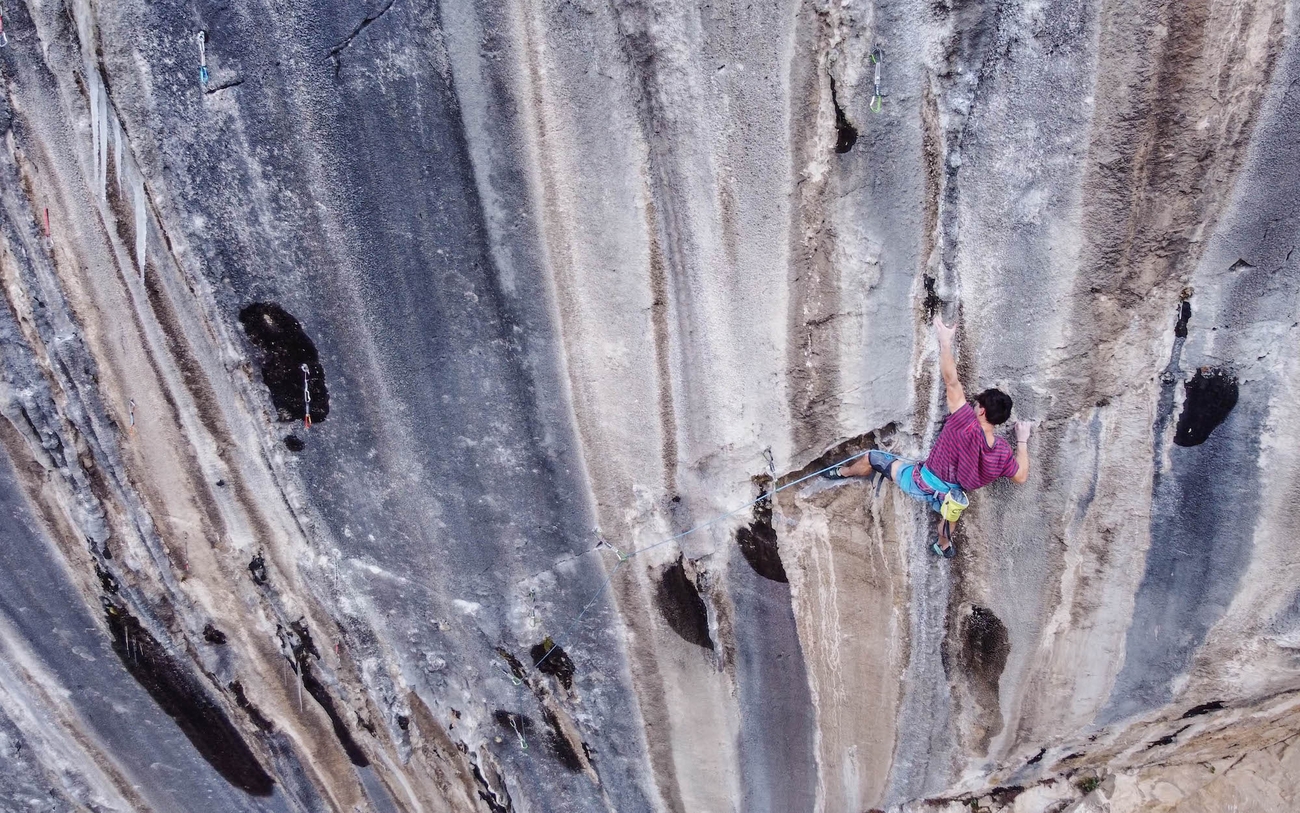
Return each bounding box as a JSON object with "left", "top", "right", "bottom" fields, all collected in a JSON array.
[{"left": 895, "top": 463, "right": 950, "bottom": 514}]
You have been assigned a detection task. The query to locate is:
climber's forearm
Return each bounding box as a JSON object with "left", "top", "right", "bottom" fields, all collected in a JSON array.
[
  {"left": 1013, "top": 442, "right": 1030, "bottom": 484},
  {"left": 938, "top": 334, "right": 964, "bottom": 411}
]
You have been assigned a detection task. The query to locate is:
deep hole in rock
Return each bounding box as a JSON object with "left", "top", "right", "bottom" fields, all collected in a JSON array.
[
  {"left": 1182, "top": 700, "right": 1226, "bottom": 718},
  {"left": 959, "top": 605, "right": 1010, "bottom": 691},
  {"left": 238, "top": 303, "right": 329, "bottom": 424},
  {"left": 528, "top": 638, "right": 575, "bottom": 690},
  {"left": 655, "top": 557, "right": 714, "bottom": 650},
  {"left": 736, "top": 493, "right": 787, "bottom": 583},
  {"left": 279, "top": 620, "right": 369, "bottom": 767},
  {"left": 493, "top": 709, "right": 534, "bottom": 733},
  {"left": 203, "top": 623, "right": 227, "bottom": 645},
  {"left": 102, "top": 601, "right": 274, "bottom": 796},
  {"left": 1173, "top": 368, "right": 1238, "bottom": 447},
  {"left": 829, "top": 76, "right": 858, "bottom": 154},
  {"left": 1027, "top": 747, "right": 1046, "bottom": 765},
  {"left": 248, "top": 553, "right": 268, "bottom": 585},
  {"left": 283, "top": 435, "right": 305, "bottom": 452}
]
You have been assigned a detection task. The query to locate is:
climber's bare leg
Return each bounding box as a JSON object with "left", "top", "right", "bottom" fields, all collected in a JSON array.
[
  {"left": 839, "top": 456, "right": 874, "bottom": 477},
  {"left": 936, "top": 516, "right": 952, "bottom": 550}
]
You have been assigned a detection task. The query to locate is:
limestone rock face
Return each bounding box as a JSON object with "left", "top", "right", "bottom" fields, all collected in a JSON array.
[{"left": 0, "top": 0, "right": 1297, "bottom": 811}]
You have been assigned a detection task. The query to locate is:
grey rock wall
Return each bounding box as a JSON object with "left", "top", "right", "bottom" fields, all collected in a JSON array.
[{"left": 0, "top": 0, "right": 1297, "bottom": 811}]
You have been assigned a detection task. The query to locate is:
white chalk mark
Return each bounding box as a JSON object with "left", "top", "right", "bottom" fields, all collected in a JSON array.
[
  {"left": 89, "top": 73, "right": 100, "bottom": 188},
  {"left": 113, "top": 116, "right": 122, "bottom": 191},
  {"left": 97, "top": 82, "right": 109, "bottom": 200},
  {"left": 134, "top": 175, "right": 147, "bottom": 279}
]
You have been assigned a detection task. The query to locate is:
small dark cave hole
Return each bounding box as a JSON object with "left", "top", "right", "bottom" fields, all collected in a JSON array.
[
  {"left": 737, "top": 494, "right": 787, "bottom": 583},
  {"left": 238, "top": 302, "right": 329, "bottom": 424},
  {"left": 655, "top": 557, "right": 714, "bottom": 650},
  {"left": 203, "top": 623, "right": 227, "bottom": 645},
  {"left": 1027, "top": 747, "right": 1046, "bottom": 765},
  {"left": 1182, "top": 700, "right": 1225, "bottom": 718},
  {"left": 829, "top": 76, "right": 858, "bottom": 154},
  {"left": 959, "top": 605, "right": 1010, "bottom": 688},
  {"left": 102, "top": 602, "right": 274, "bottom": 796},
  {"left": 1173, "top": 368, "right": 1238, "bottom": 447},
  {"left": 283, "top": 435, "right": 305, "bottom": 452},
  {"left": 248, "top": 553, "right": 268, "bottom": 585},
  {"left": 529, "top": 638, "right": 576, "bottom": 690}
]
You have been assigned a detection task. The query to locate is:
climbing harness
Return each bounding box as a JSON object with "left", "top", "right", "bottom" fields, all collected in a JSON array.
[
  {"left": 196, "top": 31, "right": 208, "bottom": 85},
  {"left": 869, "top": 47, "right": 886, "bottom": 113},
  {"left": 300, "top": 364, "right": 312, "bottom": 429}
]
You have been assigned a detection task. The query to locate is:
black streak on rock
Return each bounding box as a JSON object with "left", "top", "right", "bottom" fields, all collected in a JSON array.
[
  {"left": 737, "top": 495, "right": 788, "bottom": 582},
  {"left": 281, "top": 621, "right": 369, "bottom": 766},
  {"left": 655, "top": 557, "right": 714, "bottom": 650},
  {"left": 1182, "top": 700, "right": 1225, "bottom": 718},
  {"left": 923, "top": 276, "right": 942, "bottom": 322},
  {"left": 101, "top": 602, "right": 274, "bottom": 796},
  {"left": 1173, "top": 368, "right": 1238, "bottom": 447},
  {"left": 541, "top": 708, "right": 584, "bottom": 773},
  {"left": 94, "top": 563, "right": 118, "bottom": 593},
  {"left": 1145, "top": 724, "right": 1190, "bottom": 749},
  {"left": 471, "top": 761, "right": 514, "bottom": 813},
  {"left": 528, "top": 638, "right": 575, "bottom": 690},
  {"left": 829, "top": 76, "right": 858, "bottom": 154},
  {"left": 203, "top": 624, "right": 227, "bottom": 645},
  {"left": 1174, "top": 298, "right": 1192, "bottom": 338},
  {"left": 237, "top": 303, "right": 329, "bottom": 424},
  {"left": 228, "top": 681, "right": 275, "bottom": 731},
  {"left": 248, "top": 553, "right": 268, "bottom": 585},
  {"left": 1027, "top": 747, "right": 1046, "bottom": 765}
]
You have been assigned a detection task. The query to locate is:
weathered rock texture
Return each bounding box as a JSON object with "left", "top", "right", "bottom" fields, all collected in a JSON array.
[{"left": 0, "top": 0, "right": 1298, "bottom": 811}]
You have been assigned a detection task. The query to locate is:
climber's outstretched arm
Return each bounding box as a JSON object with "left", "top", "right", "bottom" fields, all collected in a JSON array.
[
  {"left": 1011, "top": 422, "right": 1032, "bottom": 484},
  {"left": 934, "top": 315, "right": 965, "bottom": 414}
]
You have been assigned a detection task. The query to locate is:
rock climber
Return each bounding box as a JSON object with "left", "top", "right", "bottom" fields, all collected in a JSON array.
[{"left": 827, "top": 314, "right": 1032, "bottom": 558}]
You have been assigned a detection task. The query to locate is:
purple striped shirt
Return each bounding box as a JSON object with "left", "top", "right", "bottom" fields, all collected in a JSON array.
[{"left": 921, "top": 403, "right": 1018, "bottom": 491}]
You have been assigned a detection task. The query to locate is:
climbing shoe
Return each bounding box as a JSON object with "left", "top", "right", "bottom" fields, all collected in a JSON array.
[
  {"left": 868, "top": 450, "right": 897, "bottom": 481},
  {"left": 821, "top": 465, "right": 850, "bottom": 481},
  {"left": 930, "top": 540, "right": 957, "bottom": 559}
]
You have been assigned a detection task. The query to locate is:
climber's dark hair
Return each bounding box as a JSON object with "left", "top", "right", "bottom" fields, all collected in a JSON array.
[{"left": 976, "top": 388, "right": 1013, "bottom": 425}]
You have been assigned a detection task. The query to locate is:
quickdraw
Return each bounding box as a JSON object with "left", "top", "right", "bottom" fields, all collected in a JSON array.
[
  {"left": 196, "top": 31, "right": 209, "bottom": 85},
  {"left": 300, "top": 364, "right": 312, "bottom": 429},
  {"left": 869, "top": 46, "right": 886, "bottom": 113}
]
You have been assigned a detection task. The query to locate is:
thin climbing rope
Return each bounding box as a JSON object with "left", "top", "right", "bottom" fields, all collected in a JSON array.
[{"left": 528, "top": 448, "right": 871, "bottom": 672}]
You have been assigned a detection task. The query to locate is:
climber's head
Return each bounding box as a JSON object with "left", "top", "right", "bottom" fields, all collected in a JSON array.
[{"left": 975, "top": 388, "right": 1013, "bottom": 426}]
